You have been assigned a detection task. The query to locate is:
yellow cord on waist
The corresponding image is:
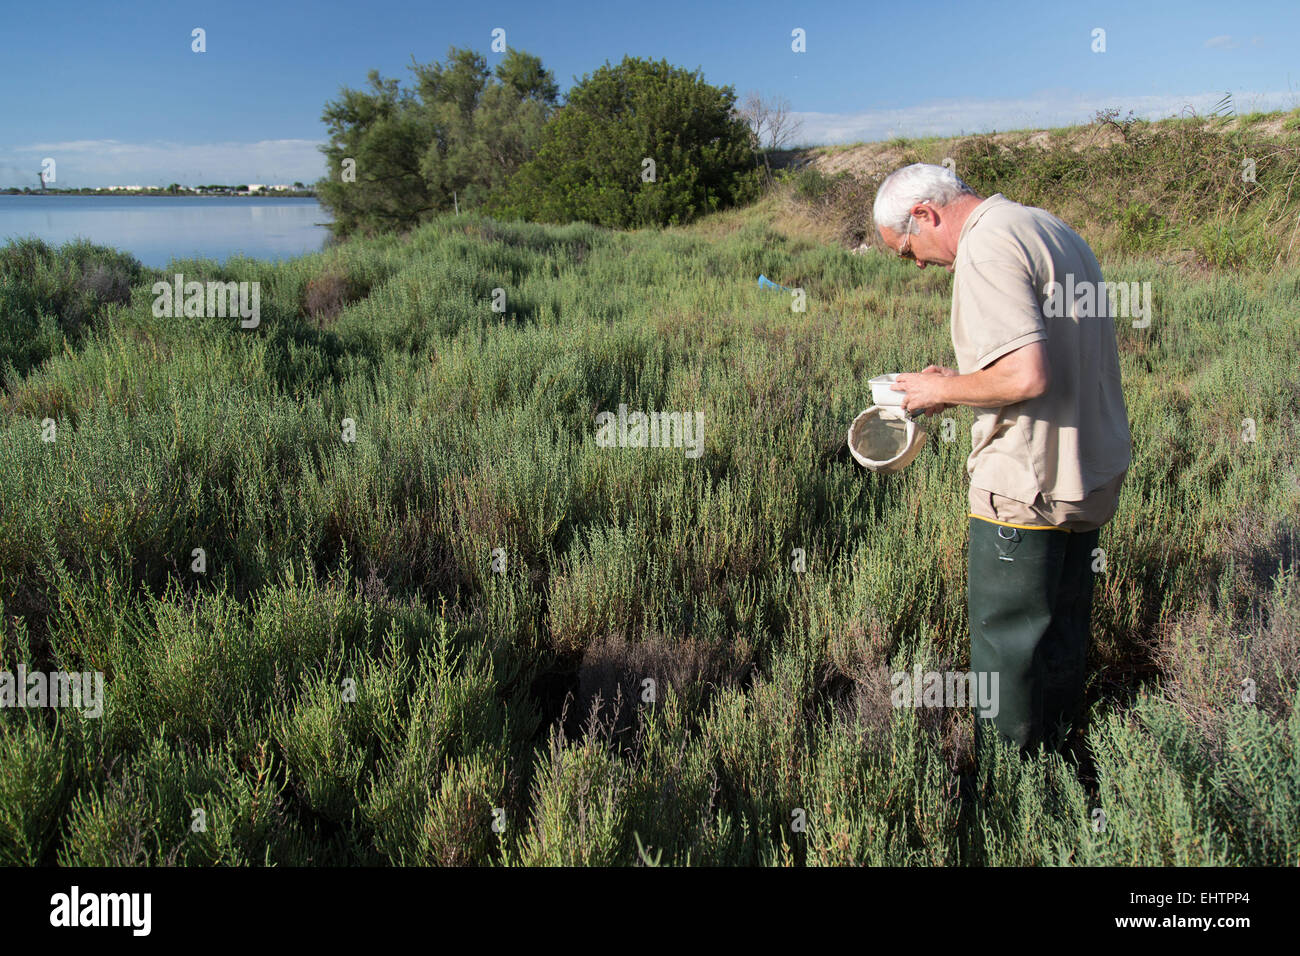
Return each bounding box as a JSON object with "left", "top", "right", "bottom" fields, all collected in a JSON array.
[{"left": 968, "top": 513, "right": 1071, "bottom": 532}]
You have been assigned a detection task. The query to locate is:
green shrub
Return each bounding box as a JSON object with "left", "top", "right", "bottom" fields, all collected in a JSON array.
[
  {"left": 489, "top": 56, "right": 761, "bottom": 228},
  {"left": 0, "top": 237, "right": 147, "bottom": 383}
]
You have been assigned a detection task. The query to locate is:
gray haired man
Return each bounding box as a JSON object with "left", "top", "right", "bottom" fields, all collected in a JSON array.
[{"left": 873, "top": 163, "right": 1131, "bottom": 755}]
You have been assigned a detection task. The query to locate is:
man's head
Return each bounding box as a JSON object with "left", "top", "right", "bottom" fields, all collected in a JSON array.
[{"left": 873, "top": 163, "right": 983, "bottom": 271}]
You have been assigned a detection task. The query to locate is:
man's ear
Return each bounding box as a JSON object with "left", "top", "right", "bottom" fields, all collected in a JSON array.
[{"left": 912, "top": 203, "right": 938, "bottom": 228}]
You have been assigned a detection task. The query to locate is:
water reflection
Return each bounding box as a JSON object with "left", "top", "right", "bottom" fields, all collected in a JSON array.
[{"left": 0, "top": 195, "right": 332, "bottom": 268}]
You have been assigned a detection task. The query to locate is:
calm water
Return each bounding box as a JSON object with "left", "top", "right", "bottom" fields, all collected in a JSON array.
[{"left": 0, "top": 195, "right": 332, "bottom": 268}]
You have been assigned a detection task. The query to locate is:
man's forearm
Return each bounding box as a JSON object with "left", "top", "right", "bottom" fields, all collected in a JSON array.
[
  {"left": 896, "top": 343, "right": 1049, "bottom": 413},
  {"left": 937, "top": 368, "right": 1040, "bottom": 409}
]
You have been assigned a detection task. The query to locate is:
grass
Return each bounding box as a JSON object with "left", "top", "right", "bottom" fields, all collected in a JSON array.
[{"left": 1, "top": 189, "right": 1298, "bottom": 865}]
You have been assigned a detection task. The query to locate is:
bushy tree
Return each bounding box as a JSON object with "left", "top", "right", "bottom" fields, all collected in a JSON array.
[
  {"left": 414, "top": 48, "right": 559, "bottom": 211},
  {"left": 489, "top": 56, "right": 760, "bottom": 228},
  {"left": 316, "top": 71, "right": 433, "bottom": 235},
  {"left": 316, "top": 48, "right": 558, "bottom": 236}
]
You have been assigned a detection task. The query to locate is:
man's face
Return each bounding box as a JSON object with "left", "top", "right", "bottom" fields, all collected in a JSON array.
[{"left": 879, "top": 204, "right": 955, "bottom": 272}]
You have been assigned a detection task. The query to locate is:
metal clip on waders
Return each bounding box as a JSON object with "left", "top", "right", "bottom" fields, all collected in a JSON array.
[{"left": 997, "top": 524, "right": 1019, "bottom": 561}]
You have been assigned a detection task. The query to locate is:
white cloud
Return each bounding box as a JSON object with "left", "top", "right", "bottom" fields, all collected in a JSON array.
[
  {"left": 0, "top": 138, "right": 326, "bottom": 188},
  {"left": 788, "top": 89, "right": 1299, "bottom": 146},
  {"left": 1205, "top": 35, "right": 1239, "bottom": 49}
]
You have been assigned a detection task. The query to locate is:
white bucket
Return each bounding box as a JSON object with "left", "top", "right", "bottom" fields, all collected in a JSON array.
[
  {"left": 868, "top": 373, "right": 904, "bottom": 406},
  {"left": 847, "top": 405, "right": 927, "bottom": 474}
]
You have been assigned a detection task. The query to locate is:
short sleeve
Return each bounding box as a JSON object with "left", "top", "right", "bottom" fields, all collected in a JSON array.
[{"left": 953, "top": 242, "right": 1047, "bottom": 370}]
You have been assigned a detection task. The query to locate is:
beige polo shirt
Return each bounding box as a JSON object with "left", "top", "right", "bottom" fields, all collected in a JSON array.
[{"left": 951, "top": 193, "right": 1131, "bottom": 506}]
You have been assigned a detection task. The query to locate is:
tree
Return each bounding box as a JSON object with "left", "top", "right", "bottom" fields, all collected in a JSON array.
[
  {"left": 442, "top": 50, "right": 560, "bottom": 208},
  {"left": 408, "top": 47, "right": 489, "bottom": 213},
  {"left": 736, "top": 92, "right": 804, "bottom": 184},
  {"left": 737, "top": 92, "right": 803, "bottom": 151},
  {"left": 316, "top": 70, "right": 435, "bottom": 235},
  {"left": 490, "top": 56, "right": 760, "bottom": 228},
  {"left": 316, "top": 47, "right": 558, "bottom": 236}
]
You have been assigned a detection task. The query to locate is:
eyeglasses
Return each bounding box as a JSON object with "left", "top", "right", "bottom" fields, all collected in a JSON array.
[
  {"left": 896, "top": 201, "right": 929, "bottom": 260},
  {"left": 897, "top": 213, "right": 917, "bottom": 260}
]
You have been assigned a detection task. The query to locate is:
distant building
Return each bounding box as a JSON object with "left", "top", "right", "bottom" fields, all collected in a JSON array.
[{"left": 246, "top": 184, "right": 265, "bottom": 193}]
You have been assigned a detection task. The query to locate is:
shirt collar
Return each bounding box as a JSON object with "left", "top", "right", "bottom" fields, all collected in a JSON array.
[{"left": 957, "top": 193, "right": 1008, "bottom": 245}]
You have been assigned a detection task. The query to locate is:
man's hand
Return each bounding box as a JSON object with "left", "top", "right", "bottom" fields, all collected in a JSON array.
[
  {"left": 893, "top": 345, "right": 1050, "bottom": 411},
  {"left": 893, "top": 365, "right": 957, "bottom": 414}
]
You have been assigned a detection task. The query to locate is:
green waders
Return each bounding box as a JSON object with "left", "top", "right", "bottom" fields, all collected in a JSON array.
[{"left": 968, "top": 517, "right": 1100, "bottom": 755}]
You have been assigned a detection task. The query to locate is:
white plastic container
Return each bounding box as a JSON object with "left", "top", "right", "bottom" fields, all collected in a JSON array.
[{"left": 869, "top": 373, "right": 904, "bottom": 406}]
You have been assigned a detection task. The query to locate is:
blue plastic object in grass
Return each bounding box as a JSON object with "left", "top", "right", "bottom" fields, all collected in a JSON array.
[{"left": 757, "top": 274, "right": 792, "bottom": 290}]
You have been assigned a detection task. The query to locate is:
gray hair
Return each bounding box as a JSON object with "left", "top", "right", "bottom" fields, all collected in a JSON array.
[{"left": 872, "top": 163, "right": 977, "bottom": 235}]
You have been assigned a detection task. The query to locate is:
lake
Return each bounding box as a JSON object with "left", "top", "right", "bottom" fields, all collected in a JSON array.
[{"left": 0, "top": 195, "right": 333, "bottom": 269}]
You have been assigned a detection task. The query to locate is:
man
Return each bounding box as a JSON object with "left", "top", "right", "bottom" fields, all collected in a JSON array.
[{"left": 873, "top": 163, "right": 1131, "bottom": 755}]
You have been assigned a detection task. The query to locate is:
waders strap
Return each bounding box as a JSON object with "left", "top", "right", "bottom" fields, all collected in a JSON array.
[{"left": 968, "top": 513, "right": 1071, "bottom": 533}]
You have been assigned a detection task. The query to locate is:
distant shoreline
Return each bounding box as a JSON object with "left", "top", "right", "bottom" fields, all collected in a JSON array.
[{"left": 3, "top": 189, "right": 317, "bottom": 198}]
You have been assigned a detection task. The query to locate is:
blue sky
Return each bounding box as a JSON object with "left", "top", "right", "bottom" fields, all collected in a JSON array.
[{"left": 2, "top": 0, "right": 1297, "bottom": 187}]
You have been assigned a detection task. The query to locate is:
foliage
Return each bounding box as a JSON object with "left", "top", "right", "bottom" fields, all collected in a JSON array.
[
  {"left": 316, "top": 47, "right": 558, "bottom": 237},
  {"left": 0, "top": 237, "right": 147, "bottom": 385},
  {"left": 488, "top": 56, "right": 761, "bottom": 228}
]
